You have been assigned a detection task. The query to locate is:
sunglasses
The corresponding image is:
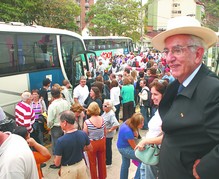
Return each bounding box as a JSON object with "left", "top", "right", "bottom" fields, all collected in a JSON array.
[{"left": 103, "top": 105, "right": 109, "bottom": 108}]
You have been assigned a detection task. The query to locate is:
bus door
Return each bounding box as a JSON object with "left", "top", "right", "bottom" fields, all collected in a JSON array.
[
  {"left": 84, "top": 50, "right": 97, "bottom": 78},
  {"left": 70, "top": 55, "right": 85, "bottom": 88}
]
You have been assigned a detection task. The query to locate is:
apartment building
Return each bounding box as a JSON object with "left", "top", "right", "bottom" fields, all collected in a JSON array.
[{"left": 147, "top": 0, "right": 204, "bottom": 31}]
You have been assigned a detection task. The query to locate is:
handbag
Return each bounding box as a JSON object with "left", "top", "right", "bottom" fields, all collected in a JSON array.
[{"left": 135, "top": 144, "right": 160, "bottom": 165}]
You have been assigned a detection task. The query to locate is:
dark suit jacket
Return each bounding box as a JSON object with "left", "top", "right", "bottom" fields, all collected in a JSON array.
[{"left": 158, "top": 64, "right": 219, "bottom": 179}]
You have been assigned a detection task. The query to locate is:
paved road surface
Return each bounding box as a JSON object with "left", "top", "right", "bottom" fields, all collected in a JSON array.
[{"left": 42, "top": 129, "right": 147, "bottom": 179}]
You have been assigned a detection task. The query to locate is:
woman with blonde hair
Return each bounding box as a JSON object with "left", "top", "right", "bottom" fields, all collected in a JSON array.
[
  {"left": 83, "top": 102, "right": 106, "bottom": 179},
  {"left": 117, "top": 113, "right": 144, "bottom": 179},
  {"left": 70, "top": 102, "right": 86, "bottom": 130}
]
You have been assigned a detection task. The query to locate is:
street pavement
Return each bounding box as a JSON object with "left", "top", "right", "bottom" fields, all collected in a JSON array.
[{"left": 42, "top": 129, "right": 147, "bottom": 179}]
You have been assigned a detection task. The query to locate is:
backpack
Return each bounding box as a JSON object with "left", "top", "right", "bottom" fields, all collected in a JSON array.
[{"left": 142, "top": 89, "right": 152, "bottom": 107}]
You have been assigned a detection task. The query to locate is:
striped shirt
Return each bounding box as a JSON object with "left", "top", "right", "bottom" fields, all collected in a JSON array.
[
  {"left": 85, "top": 118, "right": 105, "bottom": 141},
  {"left": 15, "top": 101, "right": 35, "bottom": 133}
]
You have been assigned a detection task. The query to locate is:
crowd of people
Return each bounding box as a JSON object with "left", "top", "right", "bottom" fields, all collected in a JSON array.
[{"left": 0, "top": 15, "right": 219, "bottom": 179}]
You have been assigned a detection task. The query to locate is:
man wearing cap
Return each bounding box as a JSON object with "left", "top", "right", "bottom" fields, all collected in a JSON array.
[{"left": 152, "top": 16, "right": 219, "bottom": 179}]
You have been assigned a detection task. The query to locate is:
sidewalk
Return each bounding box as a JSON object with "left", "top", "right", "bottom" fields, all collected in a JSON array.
[{"left": 42, "top": 129, "right": 147, "bottom": 179}]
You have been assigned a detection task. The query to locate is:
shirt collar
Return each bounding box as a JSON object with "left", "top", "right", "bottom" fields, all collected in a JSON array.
[{"left": 182, "top": 64, "right": 202, "bottom": 87}]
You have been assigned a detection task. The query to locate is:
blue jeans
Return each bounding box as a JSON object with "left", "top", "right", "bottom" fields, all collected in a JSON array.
[
  {"left": 118, "top": 147, "right": 141, "bottom": 179},
  {"left": 51, "top": 126, "right": 63, "bottom": 154},
  {"left": 140, "top": 163, "right": 158, "bottom": 179},
  {"left": 140, "top": 106, "right": 149, "bottom": 129}
]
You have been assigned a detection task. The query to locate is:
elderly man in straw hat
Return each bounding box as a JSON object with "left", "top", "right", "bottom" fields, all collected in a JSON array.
[{"left": 152, "top": 16, "right": 218, "bottom": 179}]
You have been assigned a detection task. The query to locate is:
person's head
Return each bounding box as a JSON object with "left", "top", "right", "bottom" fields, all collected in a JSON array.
[
  {"left": 63, "top": 79, "right": 71, "bottom": 88},
  {"left": 51, "top": 87, "right": 61, "bottom": 99},
  {"left": 153, "top": 63, "right": 158, "bottom": 69},
  {"left": 21, "top": 91, "right": 32, "bottom": 104},
  {"left": 148, "top": 67, "right": 157, "bottom": 76},
  {"left": 123, "top": 68, "right": 130, "bottom": 76},
  {"left": 152, "top": 16, "right": 217, "bottom": 83},
  {"left": 13, "top": 126, "right": 29, "bottom": 140},
  {"left": 31, "top": 89, "right": 40, "bottom": 100},
  {"left": 123, "top": 77, "right": 131, "bottom": 85},
  {"left": 118, "top": 74, "right": 123, "bottom": 80},
  {"left": 59, "top": 110, "right": 75, "bottom": 131},
  {"left": 139, "top": 71, "right": 144, "bottom": 78},
  {"left": 79, "top": 76, "right": 87, "bottom": 87},
  {"left": 112, "top": 61, "right": 117, "bottom": 68},
  {"left": 126, "top": 113, "right": 144, "bottom": 131},
  {"left": 110, "top": 80, "right": 118, "bottom": 88},
  {"left": 87, "top": 102, "right": 100, "bottom": 116},
  {"left": 86, "top": 71, "right": 92, "bottom": 78},
  {"left": 102, "top": 99, "right": 115, "bottom": 113},
  {"left": 90, "top": 86, "right": 101, "bottom": 100},
  {"left": 42, "top": 78, "right": 51, "bottom": 88},
  {"left": 53, "top": 83, "right": 63, "bottom": 92},
  {"left": 96, "top": 75, "right": 103, "bottom": 82},
  {"left": 140, "top": 79, "right": 147, "bottom": 88},
  {"left": 109, "top": 73, "right": 116, "bottom": 81},
  {"left": 149, "top": 79, "right": 168, "bottom": 106},
  {"left": 131, "top": 70, "right": 137, "bottom": 81},
  {"left": 71, "top": 102, "right": 84, "bottom": 117}
]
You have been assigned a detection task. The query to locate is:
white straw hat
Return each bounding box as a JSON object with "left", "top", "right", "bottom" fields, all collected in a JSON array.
[{"left": 152, "top": 16, "right": 218, "bottom": 51}]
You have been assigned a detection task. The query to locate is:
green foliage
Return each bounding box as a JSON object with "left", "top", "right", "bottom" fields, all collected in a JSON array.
[
  {"left": 203, "top": 0, "right": 219, "bottom": 31},
  {"left": 86, "top": 0, "right": 141, "bottom": 41},
  {"left": 0, "top": 0, "right": 80, "bottom": 32}
]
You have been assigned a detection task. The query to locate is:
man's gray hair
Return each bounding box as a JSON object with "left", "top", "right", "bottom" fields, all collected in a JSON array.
[
  {"left": 59, "top": 110, "right": 75, "bottom": 124},
  {"left": 21, "top": 91, "right": 31, "bottom": 102}
]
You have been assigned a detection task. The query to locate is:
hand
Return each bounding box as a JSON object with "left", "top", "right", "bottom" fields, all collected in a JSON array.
[
  {"left": 135, "top": 142, "right": 145, "bottom": 151},
  {"left": 26, "top": 137, "right": 37, "bottom": 147},
  {"left": 193, "top": 159, "right": 200, "bottom": 179}
]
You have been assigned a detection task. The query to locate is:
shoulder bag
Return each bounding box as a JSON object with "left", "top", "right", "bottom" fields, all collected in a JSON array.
[{"left": 135, "top": 144, "right": 160, "bottom": 165}]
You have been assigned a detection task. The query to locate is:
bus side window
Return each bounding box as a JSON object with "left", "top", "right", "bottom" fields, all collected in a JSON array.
[{"left": 0, "top": 35, "right": 17, "bottom": 75}]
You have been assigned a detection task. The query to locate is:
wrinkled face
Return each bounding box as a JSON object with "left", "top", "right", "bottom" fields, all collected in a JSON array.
[
  {"left": 164, "top": 35, "right": 204, "bottom": 83},
  {"left": 80, "top": 79, "right": 86, "bottom": 87},
  {"left": 102, "top": 103, "right": 110, "bottom": 112},
  {"left": 151, "top": 87, "right": 163, "bottom": 106}
]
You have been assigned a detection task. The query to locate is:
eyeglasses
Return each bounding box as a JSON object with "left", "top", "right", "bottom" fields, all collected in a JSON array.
[
  {"left": 103, "top": 105, "right": 109, "bottom": 108},
  {"left": 163, "top": 45, "right": 196, "bottom": 56}
]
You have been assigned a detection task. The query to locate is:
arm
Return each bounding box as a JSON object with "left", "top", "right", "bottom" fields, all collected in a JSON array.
[
  {"left": 84, "top": 143, "right": 93, "bottom": 151},
  {"left": 27, "top": 138, "right": 51, "bottom": 158},
  {"left": 47, "top": 106, "right": 55, "bottom": 128},
  {"left": 83, "top": 121, "right": 88, "bottom": 134},
  {"left": 107, "top": 126, "right": 118, "bottom": 134},
  {"left": 135, "top": 135, "right": 163, "bottom": 151},
  {"left": 128, "top": 139, "right": 137, "bottom": 149},
  {"left": 54, "top": 156, "right": 62, "bottom": 167}
]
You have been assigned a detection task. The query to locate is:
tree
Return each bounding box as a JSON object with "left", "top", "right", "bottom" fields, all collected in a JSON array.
[
  {"left": 0, "top": 0, "right": 81, "bottom": 32},
  {"left": 36, "top": 0, "right": 81, "bottom": 31},
  {"left": 204, "top": 0, "right": 219, "bottom": 31},
  {"left": 86, "top": 0, "right": 142, "bottom": 42}
]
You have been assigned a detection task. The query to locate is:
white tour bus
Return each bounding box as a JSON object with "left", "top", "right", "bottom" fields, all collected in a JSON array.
[
  {"left": 83, "top": 36, "right": 134, "bottom": 58},
  {"left": 0, "top": 22, "right": 95, "bottom": 117}
]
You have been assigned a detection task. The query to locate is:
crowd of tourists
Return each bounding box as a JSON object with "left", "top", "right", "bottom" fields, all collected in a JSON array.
[{"left": 1, "top": 16, "right": 219, "bottom": 179}]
